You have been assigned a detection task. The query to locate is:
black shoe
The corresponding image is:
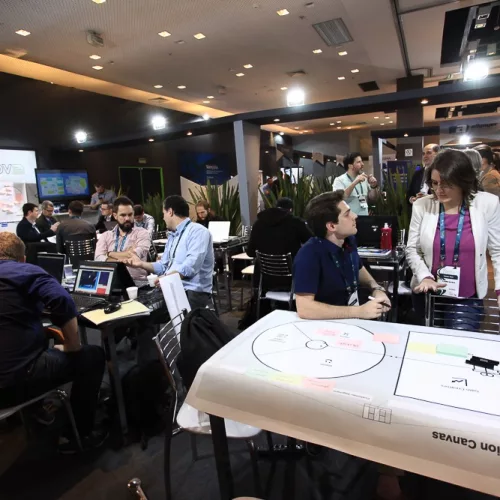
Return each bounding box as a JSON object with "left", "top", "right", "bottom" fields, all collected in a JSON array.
[{"left": 58, "top": 429, "right": 108, "bottom": 455}]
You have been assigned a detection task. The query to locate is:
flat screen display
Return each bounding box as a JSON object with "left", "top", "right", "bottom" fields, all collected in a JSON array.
[
  {"left": 36, "top": 170, "right": 90, "bottom": 200},
  {"left": 74, "top": 268, "right": 114, "bottom": 296}
]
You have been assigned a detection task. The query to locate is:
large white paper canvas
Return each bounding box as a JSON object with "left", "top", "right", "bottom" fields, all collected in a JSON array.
[{"left": 159, "top": 273, "right": 191, "bottom": 333}]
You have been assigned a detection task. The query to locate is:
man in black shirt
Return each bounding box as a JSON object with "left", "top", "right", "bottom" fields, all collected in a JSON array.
[
  {"left": 95, "top": 201, "right": 116, "bottom": 234},
  {"left": 195, "top": 200, "right": 222, "bottom": 228},
  {"left": 56, "top": 200, "right": 96, "bottom": 253},
  {"left": 35, "top": 200, "right": 58, "bottom": 233},
  {"left": 17, "top": 202, "right": 59, "bottom": 244}
]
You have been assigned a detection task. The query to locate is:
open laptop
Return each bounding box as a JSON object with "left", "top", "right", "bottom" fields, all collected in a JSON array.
[
  {"left": 356, "top": 216, "right": 399, "bottom": 253},
  {"left": 79, "top": 260, "right": 136, "bottom": 295},
  {"left": 71, "top": 263, "right": 115, "bottom": 312},
  {"left": 37, "top": 253, "right": 66, "bottom": 284},
  {"left": 208, "top": 221, "right": 231, "bottom": 243}
]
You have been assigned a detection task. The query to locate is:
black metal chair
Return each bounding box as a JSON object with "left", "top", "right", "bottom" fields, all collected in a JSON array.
[
  {"left": 255, "top": 251, "right": 294, "bottom": 319},
  {"left": 64, "top": 234, "right": 96, "bottom": 267}
]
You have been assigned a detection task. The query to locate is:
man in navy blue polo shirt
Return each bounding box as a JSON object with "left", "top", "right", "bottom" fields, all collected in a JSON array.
[{"left": 294, "top": 190, "right": 391, "bottom": 320}]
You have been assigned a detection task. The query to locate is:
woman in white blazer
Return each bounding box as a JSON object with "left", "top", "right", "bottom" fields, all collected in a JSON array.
[{"left": 406, "top": 149, "right": 500, "bottom": 330}]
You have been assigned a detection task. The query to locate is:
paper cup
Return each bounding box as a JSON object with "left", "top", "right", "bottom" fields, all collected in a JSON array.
[
  {"left": 147, "top": 274, "right": 158, "bottom": 287},
  {"left": 126, "top": 286, "right": 138, "bottom": 300}
]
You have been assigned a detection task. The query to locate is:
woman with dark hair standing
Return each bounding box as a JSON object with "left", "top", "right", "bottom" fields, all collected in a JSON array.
[
  {"left": 406, "top": 149, "right": 500, "bottom": 330},
  {"left": 475, "top": 144, "right": 500, "bottom": 198}
]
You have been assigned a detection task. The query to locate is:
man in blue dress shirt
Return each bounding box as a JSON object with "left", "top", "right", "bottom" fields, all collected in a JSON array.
[{"left": 125, "top": 195, "right": 215, "bottom": 310}]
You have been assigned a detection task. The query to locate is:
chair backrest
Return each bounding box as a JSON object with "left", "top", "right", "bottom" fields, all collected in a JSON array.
[
  {"left": 147, "top": 244, "right": 158, "bottom": 262},
  {"left": 152, "top": 230, "right": 168, "bottom": 241},
  {"left": 256, "top": 251, "right": 293, "bottom": 278},
  {"left": 425, "top": 294, "right": 499, "bottom": 334},
  {"left": 64, "top": 234, "right": 96, "bottom": 267}
]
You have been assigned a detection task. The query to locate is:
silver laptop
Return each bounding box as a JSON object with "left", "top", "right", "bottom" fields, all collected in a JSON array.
[{"left": 208, "top": 221, "right": 231, "bottom": 243}]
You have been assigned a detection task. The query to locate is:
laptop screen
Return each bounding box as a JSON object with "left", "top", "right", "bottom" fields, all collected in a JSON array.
[
  {"left": 74, "top": 267, "right": 114, "bottom": 296},
  {"left": 208, "top": 221, "right": 230, "bottom": 242},
  {"left": 37, "top": 253, "right": 66, "bottom": 283}
]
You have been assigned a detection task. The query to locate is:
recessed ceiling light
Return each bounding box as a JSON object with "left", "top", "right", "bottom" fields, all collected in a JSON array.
[
  {"left": 380, "top": 123, "right": 385, "bottom": 125},
  {"left": 281, "top": 87, "right": 288, "bottom": 90},
  {"left": 337, "top": 126, "right": 341, "bottom": 129},
  {"left": 299, "top": 132, "right": 304, "bottom": 134},
  {"left": 194, "top": 33, "right": 206, "bottom": 40},
  {"left": 158, "top": 31, "right": 171, "bottom": 37},
  {"left": 313, "top": 49, "right": 323, "bottom": 54},
  {"left": 385, "top": 116, "right": 390, "bottom": 119},
  {"left": 351, "top": 69, "right": 360, "bottom": 73},
  {"left": 404, "top": 133, "right": 408, "bottom": 137},
  {"left": 149, "top": 138, "right": 154, "bottom": 142},
  {"left": 337, "top": 120, "right": 341, "bottom": 123},
  {"left": 294, "top": 127, "right": 299, "bottom": 130},
  {"left": 243, "top": 64, "right": 253, "bottom": 69},
  {"left": 374, "top": 116, "right": 379, "bottom": 119},
  {"left": 207, "top": 95, "right": 214, "bottom": 99},
  {"left": 302, "top": 155, "right": 306, "bottom": 158},
  {"left": 338, "top": 76, "right": 345, "bottom": 80},
  {"left": 15, "top": 29, "right": 31, "bottom": 36},
  {"left": 89, "top": 54, "right": 101, "bottom": 60},
  {"left": 236, "top": 73, "right": 245, "bottom": 77},
  {"left": 277, "top": 9, "right": 290, "bottom": 16},
  {"left": 177, "top": 85, "right": 186, "bottom": 89},
  {"left": 421, "top": 99, "right": 429, "bottom": 105},
  {"left": 92, "top": 0, "right": 106, "bottom": 3},
  {"left": 330, "top": 123, "right": 335, "bottom": 126},
  {"left": 187, "top": 131, "right": 193, "bottom": 136},
  {"left": 203, "top": 100, "right": 210, "bottom": 104},
  {"left": 79, "top": 149, "right": 84, "bottom": 153},
  {"left": 338, "top": 50, "right": 347, "bottom": 56},
  {"left": 152, "top": 115, "right": 167, "bottom": 130},
  {"left": 279, "top": 132, "right": 284, "bottom": 135},
  {"left": 304, "top": 130, "right": 309, "bottom": 132},
  {"left": 154, "top": 84, "right": 163, "bottom": 89},
  {"left": 265, "top": 151, "right": 269, "bottom": 154},
  {"left": 274, "top": 118, "right": 280, "bottom": 122},
  {"left": 92, "top": 65, "right": 103, "bottom": 70},
  {"left": 347, "top": 127, "right": 352, "bottom": 130}
]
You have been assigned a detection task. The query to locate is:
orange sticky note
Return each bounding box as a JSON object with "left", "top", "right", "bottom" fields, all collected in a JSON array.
[
  {"left": 336, "top": 339, "right": 362, "bottom": 349},
  {"left": 303, "top": 378, "right": 336, "bottom": 392},
  {"left": 373, "top": 333, "right": 400, "bottom": 344}
]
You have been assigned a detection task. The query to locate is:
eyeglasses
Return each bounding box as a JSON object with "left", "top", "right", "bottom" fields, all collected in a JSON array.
[{"left": 430, "top": 180, "right": 453, "bottom": 190}]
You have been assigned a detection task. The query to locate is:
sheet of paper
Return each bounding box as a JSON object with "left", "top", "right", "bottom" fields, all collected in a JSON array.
[
  {"left": 159, "top": 273, "right": 191, "bottom": 333},
  {"left": 81, "top": 300, "right": 150, "bottom": 325}
]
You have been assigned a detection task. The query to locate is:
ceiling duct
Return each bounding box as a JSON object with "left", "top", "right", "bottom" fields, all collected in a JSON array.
[
  {"left": 286, "top": 69, "right": 307, "bottom": 78},
  {"left": 149, "top": 97, "right": 169, "bottom": 104},
  {"left": 312, "top": 18, "right": 353, "bottom": 46},
  {"left": 358, "top": 81, "right": 380, "bottom": 92},
  {"left": 86, "top": 30, "right": 104, "bottom": 48}
]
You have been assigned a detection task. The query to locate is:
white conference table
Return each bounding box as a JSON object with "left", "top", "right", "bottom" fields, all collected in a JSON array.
[{"left": 187, "top": 310, "right": 500, "bottom": 499}]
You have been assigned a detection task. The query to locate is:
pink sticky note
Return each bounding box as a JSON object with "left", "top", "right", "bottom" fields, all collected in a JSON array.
[
  {"left": 303, "top": 378, "right": 336, "bottom": 392},
  {"left": 336, "top": 339, "right": 362, "bottom": 349},
  {"left": 316, "top": 328, "right": 341, "bottom": 336},
  {"left": 373, "top": 333, "right": 400, "bottom": 344}
]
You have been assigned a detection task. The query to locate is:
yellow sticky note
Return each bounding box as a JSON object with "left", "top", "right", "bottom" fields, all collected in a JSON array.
[
  {"left": 408, "top": 342, "right": 436, "bottom": 354},
  {"left": 270, "top": 373, "right": 303, "bottom": 385}
]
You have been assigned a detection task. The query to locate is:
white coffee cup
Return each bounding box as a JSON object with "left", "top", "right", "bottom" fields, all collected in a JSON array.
[
  {"left": 147, "top": 274, "right": 158, "bottom": 287},
  {"left": 64, "top": 264, "right": 74, "bottom": 279},
  {"left": 126, "top": 286, "right": 138, "bottom": 300}
]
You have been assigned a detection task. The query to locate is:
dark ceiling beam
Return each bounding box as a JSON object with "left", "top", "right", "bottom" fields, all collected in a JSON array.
[
  {"left": 399, "top": 0, "right": 459, "bottom": 15},
  {"left": 390, "top": 0, "right": 412, "bottom": 77},
  {"left": 371, "top": 126, "right": 440, "bottom": 139}
]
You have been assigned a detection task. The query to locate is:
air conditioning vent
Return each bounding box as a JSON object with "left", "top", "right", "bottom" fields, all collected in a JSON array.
[
  {"left": 286, "top": 69, "right": 307, "bottom": 78},
  {"left": 355, "top": 121, "right": 368, "bottom": 125},
  {"left": 358, "top": 81, "right": 379, "bottom": 92},
  {"left": 149, "top": 97, "right": 169, "bottom": 104},
  {"left": 4, "top": 48, "right": 27, "bottom": 59},
  {"left": 312, "top": 18, "right": 353, "bottom": 46}
]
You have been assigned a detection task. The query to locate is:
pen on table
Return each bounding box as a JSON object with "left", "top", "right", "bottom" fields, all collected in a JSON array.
[{"left": 368, "top": 296, "right": 392, "bottom": 308}]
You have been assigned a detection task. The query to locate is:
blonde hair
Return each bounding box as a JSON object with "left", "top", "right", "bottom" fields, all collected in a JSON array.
[{"left": 0, "top": 233, "right": 25, "bottom": 261}]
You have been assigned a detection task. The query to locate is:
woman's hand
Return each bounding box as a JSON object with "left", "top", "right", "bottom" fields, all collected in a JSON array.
[{"left": 414, "top": 278, "right": 447, "bottom": 294}]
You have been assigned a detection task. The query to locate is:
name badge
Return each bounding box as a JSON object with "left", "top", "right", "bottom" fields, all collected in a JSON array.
[
  {"left": 358, "top": 195, "right": 368, "bottom": 209},
  {"left": 348, "top": 290, "right": 359, "bottom": 307},
  {"left": 436, "top": 266, "right": 461, "bottom": 298}
]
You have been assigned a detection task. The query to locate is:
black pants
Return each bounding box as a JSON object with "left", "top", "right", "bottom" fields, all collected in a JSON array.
[
  {"left": 0, "top": 345, "right": 105, "bottom": 437},
  {"left": 186, "top": 290, "right": 214, "bottom": 310}
]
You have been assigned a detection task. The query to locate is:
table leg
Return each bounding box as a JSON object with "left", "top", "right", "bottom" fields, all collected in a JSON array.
[
  {"left": 392, "top": 262, "right": 399, "bottom": 322},
  {"left": 209, "top": 415, "right": 234, "bottom": 500},
  {"left": 79, "top": 324, "right": 88, "bottom": 345},
  {"left": 103, "top": 326, "right": 128, "bottom": 437}
]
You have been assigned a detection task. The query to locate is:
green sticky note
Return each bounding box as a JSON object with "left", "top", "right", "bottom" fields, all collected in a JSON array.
[{"left": 436, "top": 343, "right": 468, "bottom": 358}]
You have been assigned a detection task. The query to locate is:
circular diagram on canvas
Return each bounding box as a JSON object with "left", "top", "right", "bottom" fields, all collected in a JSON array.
[{"left": 252, "top": 321, "right": 385, "bottom": 379}]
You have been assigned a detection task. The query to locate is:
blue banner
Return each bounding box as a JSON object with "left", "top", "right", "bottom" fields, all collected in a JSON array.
[{"left": 179, "top": 152, "right": 230, "bottom": 185}]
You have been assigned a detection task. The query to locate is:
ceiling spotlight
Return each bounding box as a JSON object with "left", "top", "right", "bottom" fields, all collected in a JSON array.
[
  {"left": 15, "top": 29, "right": 31, "bottom": 36},
  {"left": 92, "top": 65, "right": 103, "bottom": 70},
  {"left": 277, "top": 9, "right": 290, "bottom": 16},
  {"left": 421, "top": 99, "right": 429, "bottom": 105},
  {"left": 294, "top": 127, "right": 299, "bottom": 130},
  {"left": 459, "top": 134, "right": 471, "bottom": 145},
  {"left": 351, "top": 69, "right": 359, "bottom": 73},
  {"left": 338, "top": 76, "right": 345, "bottom": 80},
  {"left": 279, "top": 132, "right": 285, "bottom": 136},
  {"left": 337, "top": 126, "right": 341, "bottom": 129},
  {"left": 281, "top": 87, "right": 288, "bottom": 91},
  {"left": 404, "top": 133, "right": 408, "bottom": 137},
  {"left": 207, "top": 96, "right": 214, "bottom": 99},
  {"left": 236, "top": 73, "right": 245, "bottom": 77},
  {"left": 380, "top": 123, "right": 385, "bottom": 125},
  {"left": 274, "top": 118, "right": 280, "bottom": 122},
  {"left": 158, "top": 31, "right": 171, "bottom": 37},
  {"left": 385, "top": 116, "right": 390, "bottom": 119},
  {"left": 299, "top": 132, "right": 304, "bottom": 134},
  {"left": 313, "top": 49, "right": 323, "bottom": 54},
  {"left": 287, "top": 88, "right": 305, "bottom": 107},
  {"left": 265, "top": 151, "right": 269, "bottom": 154},
  {"left": 89, "top": 54, "right": 101, "bottom": 60},
  {"left": 194, "top": 33, "right": 206, "bottom": 39},
  {"left": 92, "top": 0, "right": 106, "bottom": 3},
  {"left": 203, "top": 100, "right": 210, "bottom": 104},
  {"left": 338, "top": 50, "right": 347, "bottom": 56},
  {"left": 154, "top": 84, "right": 163, "bottom": 89},
  {"left": 330, "top": 123, "right": 335, "bottom": 126},
  {"left": 389, "top": 121, "right": 394, "bottom": 124},
  {"left": 177, "top": 85, "right": 186, "bottom": 89},
  {"left": 75, "top": 131, "right": 87, "bottom": 144},
  {"left": 152, "top": 115, "right": 167, "bottom": 130},
  {"left": 202, "top": 113, "right": 210, "bottom": 120},
  {"left": 463, "top": 60, "right": 488, "bottom": 81},
  {"left": 79, "top": 149, "right": 84, "bottom": 153},
  {"left": 337, "top": 120, "right": 341, "bottom": 124},
  {"left": 149, "top": 138, "right": 154, "bottom": 142},
  {"left": 187, "top": 131, "right": 193, "bottom": 136},
  {"left": 374, "top": 116, "right": 379, "bottom": 119},
  {"left": 347, "top": 127, "right": 352, "bottom": 130},
  {"left": 243, "top": 64, "right": 253, "bottom": 69}
]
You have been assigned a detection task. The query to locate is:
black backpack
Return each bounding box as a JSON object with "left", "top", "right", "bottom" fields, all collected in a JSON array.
[{"left": 177, "top": 308, "right": 235, "bottom": 390}]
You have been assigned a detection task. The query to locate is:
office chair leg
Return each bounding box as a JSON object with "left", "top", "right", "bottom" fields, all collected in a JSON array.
[
  {"left": 58, "top": 389, "right": 83, "bottom": 452},
  {"left": 128, "top": 478, "right": 149, "bottom": 499},
  {"left": 246, "top": 439, "right": 264, "bottom": 498},
  {"left": 190, "top": 433, "right": 199, "bottom": 462}
]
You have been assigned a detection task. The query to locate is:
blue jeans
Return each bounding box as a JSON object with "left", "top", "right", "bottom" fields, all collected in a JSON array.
[{"left": 0, "top": 345, "right": 105, "bottom": 437}]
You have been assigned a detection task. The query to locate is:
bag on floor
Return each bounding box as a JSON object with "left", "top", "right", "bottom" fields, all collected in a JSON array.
[{"left": 177, "top": 308, "right": 235, "bottom": 390}]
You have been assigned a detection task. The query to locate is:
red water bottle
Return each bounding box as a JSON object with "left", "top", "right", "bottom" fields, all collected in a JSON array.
[{"left": 380, "top": 223, "right": 393, "bottom": 250}]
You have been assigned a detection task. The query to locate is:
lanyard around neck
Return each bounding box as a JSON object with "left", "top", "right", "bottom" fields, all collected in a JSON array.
[
  {"left": 439, "top": 202, "right": 466, "bottom": 267},
  {"left": 330, "top": 250, "right": 358, "bottom": 293},
  {"left": 167, "top": 221, "right": 191, "bottom": 270},
  {"left": 346, "top": 173, "right": 364, "bottom": 196},
  {"left": 114, "top": 227, "right": 129, "bottom": 252}
]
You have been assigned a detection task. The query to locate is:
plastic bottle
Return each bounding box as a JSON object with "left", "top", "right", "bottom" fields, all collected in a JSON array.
[{"left": 380, "top": 223, "right": 393, "bottom": 250}]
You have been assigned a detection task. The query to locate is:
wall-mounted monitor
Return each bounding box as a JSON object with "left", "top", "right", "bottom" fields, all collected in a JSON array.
[{"left": 36, "top": 170, "right": 90, "bottom": 200}]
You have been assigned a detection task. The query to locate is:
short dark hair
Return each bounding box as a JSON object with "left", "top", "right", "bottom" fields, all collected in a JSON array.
[
  {"left": 112, "top": 196, "right": 134, "bottom": 213},
  {"left": 0, "top": 233, "right": 25, "bottom": 261},
  {"left": 475, "top": 144, "right": 500, "bottom": 171},
  {"left": 276, "top": 197, "right": 293, "bottom": 211},
  {"left": 94, "top": 183, "right": 104, "bottom": 188},
  {"left": 22, "top": 203, "right": 37, "bottom": 216},
  {"left": 163, "top": 195, "right": 189, "bottom": 217},
  {"left": 68, "top": 200, "right": 84, "bottom": 216},
  {"left": 133, "top": 204, "right": 145, "bottom": 216},
  {"left": 305, "top": 190, "right": 345, "bottom": 238},
  {"left": 425, "top": 149, "right": 478, "bottom": 205},
  {"left": 343, "top": 152, "right": 361, "bottom": 171},
  {"left": 101, "top": 201, "right": 111, "bottom": 209}
]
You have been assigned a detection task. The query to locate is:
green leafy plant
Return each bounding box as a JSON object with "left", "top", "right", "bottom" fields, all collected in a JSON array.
[
  {"left": 189, "top": 180, "right": 241, "bottom": 235},
  {"left": 143, "top": 193, "right": 166, "bottom": 231}
]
